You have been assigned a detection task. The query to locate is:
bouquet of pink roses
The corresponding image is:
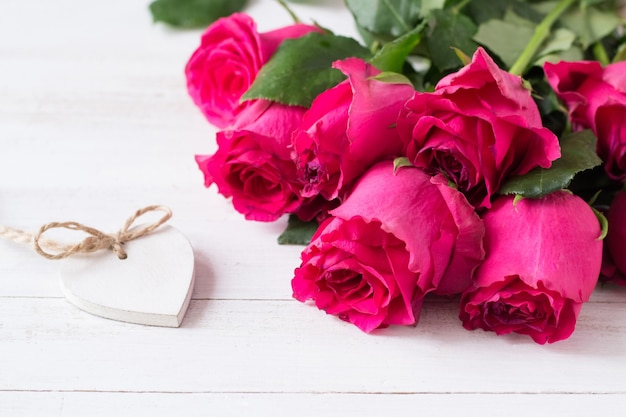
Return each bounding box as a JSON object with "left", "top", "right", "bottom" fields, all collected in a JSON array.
[{"left": 178, "top": 0, "right": 626, "bottom": 344}]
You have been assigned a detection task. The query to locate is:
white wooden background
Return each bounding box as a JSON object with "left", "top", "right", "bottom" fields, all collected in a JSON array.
[{"left": 1, "top": 1, "right": 625, "bottom": 415}]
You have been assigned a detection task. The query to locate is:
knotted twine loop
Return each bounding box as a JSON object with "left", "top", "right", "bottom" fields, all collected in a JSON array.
[{"left": 24, "top": 205, "right": 172, "bottom": 260}]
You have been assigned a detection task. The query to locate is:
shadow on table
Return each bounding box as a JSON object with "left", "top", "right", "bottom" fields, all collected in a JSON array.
[
  {"left": 178, "top": 247, "right": 215, "bottom": 327},
  {"left": 368, "top": 296, "right": 626, "bottom": 358}
]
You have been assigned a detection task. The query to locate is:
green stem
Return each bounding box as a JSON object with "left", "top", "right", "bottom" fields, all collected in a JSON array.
[
  {"left": 509, "top": 0, "right": 577, "bottom": 76},
  {"left": 276, "top": 0, "right": 301, "bottom": 24}
]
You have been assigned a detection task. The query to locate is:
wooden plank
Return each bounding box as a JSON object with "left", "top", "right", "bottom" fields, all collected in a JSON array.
[
  {"left": 1, "top": 298, "right": 625, "bottom": 394},
  {"left": 2, "top": 392, "right": 626, "bottom": 417}
]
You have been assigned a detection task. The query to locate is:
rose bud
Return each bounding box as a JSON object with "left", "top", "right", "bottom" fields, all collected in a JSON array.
[
  {"left": 544, "top": 60, "right": 626, "bottom": 180},
  {"left": 292, "top": 161, "right": 484, "bottom": 333},
  {"left": 397, "top": 47, "right": 560, "bottom": 208},
  {"left": 186, "top": 13, "right": 320, "bottom": 128},
  {"left": 196, "top": 100, "right": 306, "bottom": 222},
  {"left": 460, "top": 192, "right": 603, "bottom": 344},
  {"left": 291, "top": 57, "right": 415, "bottom": 202}
]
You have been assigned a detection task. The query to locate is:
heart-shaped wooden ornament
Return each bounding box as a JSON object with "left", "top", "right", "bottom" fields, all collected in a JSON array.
[{"left": 59, "top": 225, "right": 195, "bottom": 327}]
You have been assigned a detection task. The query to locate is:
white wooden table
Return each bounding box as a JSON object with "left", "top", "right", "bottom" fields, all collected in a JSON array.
[{"left": 1, "top": 1, "right": 625, "bottom": 415}]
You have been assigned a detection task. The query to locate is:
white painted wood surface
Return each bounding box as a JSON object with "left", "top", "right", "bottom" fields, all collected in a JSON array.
[{"left": 1, "top": 1, "right": 625, "bottom": 415}]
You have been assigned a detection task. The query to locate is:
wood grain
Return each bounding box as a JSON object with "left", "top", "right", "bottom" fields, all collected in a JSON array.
[{"left": 1, "top": 298, "right": 625, "bottom": 394}]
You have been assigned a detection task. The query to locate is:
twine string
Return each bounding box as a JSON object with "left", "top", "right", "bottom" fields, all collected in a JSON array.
[{"left": 0, "top": 205, "right": 172, "bottom": 260}]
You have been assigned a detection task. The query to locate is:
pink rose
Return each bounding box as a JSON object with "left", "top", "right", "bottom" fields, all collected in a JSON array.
[
  {"left": 186, "top": 13, "right": 320, "bottom": 128},
  {"left": 397, "top": 47, "right": 560, "bottom": 208},
  {"left": 604, "top": 190, "right": 626, "bottom": 285},
  {"left": 292, "top": 58, "right": 415, "bottom": 201},
  {"left": 544, "top": 60, "right": 626, "bottom": 180},
  {"left": 292, "top": 162, "right": 484, "bottom": 332},
  {"left": 196, "top": 100, "right": 306, "bottom": 222},
  {"left": 460, "top": 192, "right": 602, "bottom": 344}
]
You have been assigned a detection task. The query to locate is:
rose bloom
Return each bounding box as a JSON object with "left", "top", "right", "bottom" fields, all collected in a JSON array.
[
  {"left": 292, "top": 57, "right": 415, "bottom": 202},
  {"left": 196, "top": 100, "right": 306, "bottom": 222},
  {"left": 292, "top": 161, "right": 484, "bottom": 332},
  {"left": 460, "top": 192, "right": 602, "bottom": 344},
  {"left": 397, "top": 47, "right": 560, "bottom": 208},
  {"left": 603, "top": 190, "right": 626, "bottom": 285},
  {"left": 186, "top": 13, "right": 320, "bottom": 128},
  {"left": 544, "top": 60, "right": 626, "bottom": 180}
]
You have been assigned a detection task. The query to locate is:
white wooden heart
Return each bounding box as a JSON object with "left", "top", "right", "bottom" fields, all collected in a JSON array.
[{"left": 59, "top": 225, "right": 195, "bottom": 327}]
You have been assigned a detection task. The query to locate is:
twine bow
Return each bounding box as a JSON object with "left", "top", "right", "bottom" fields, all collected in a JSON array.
[{"left": 0, "top": 205, "right": 172, "bottom": 260}]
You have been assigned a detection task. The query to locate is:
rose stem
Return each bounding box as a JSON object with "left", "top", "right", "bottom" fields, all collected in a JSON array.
[
  {"left": 509, "top": 0, "right": 577, "bottom": 76},
  {"left": 276, "top": 0, "right": 301, "bottom": 24}
]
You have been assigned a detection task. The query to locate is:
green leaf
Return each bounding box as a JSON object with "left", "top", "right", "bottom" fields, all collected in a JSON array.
[
  {"left": 465, "top": 0, "right": 544, "bottom": 25},
  {"left": 149, "top": 0, "right": 248, "bottom": 29},
  {"left": 419, "top": 0, "right": 445, "bottom": 17},
  {"left": 473, "top": 18, "right": 535, "bottom": 69},
  {"left": 355, "top": 22, "right": 380, "bottom": 47},
  {"left": 535, "top": 45, "right": 584, "bottom": 67},
  {"left": 427, "top": 9, "right": 479, "bottom": 72},
  {"left": 344, "top": 0, "right": 422, "bottom": 38},
  {"left": 277, "top": 215, "right": 319, "bottom": 245},
  {"left": 535, "top": 27, "right": 577, "bottom": 58},
  {"left": 560, "top": 5, "right": 621, "bottom": 49},
  {"left": 370, "top": 25, "right": 423, "bottom": 73},
  {"left": 533, "top": 25, "right": 582, "bottom": 68},
  {"left": 242, "top": 32, "right": 371, "bottom": 107},
  {"left": 498, "top": 130, "right": 603, "bottom": 198}
]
